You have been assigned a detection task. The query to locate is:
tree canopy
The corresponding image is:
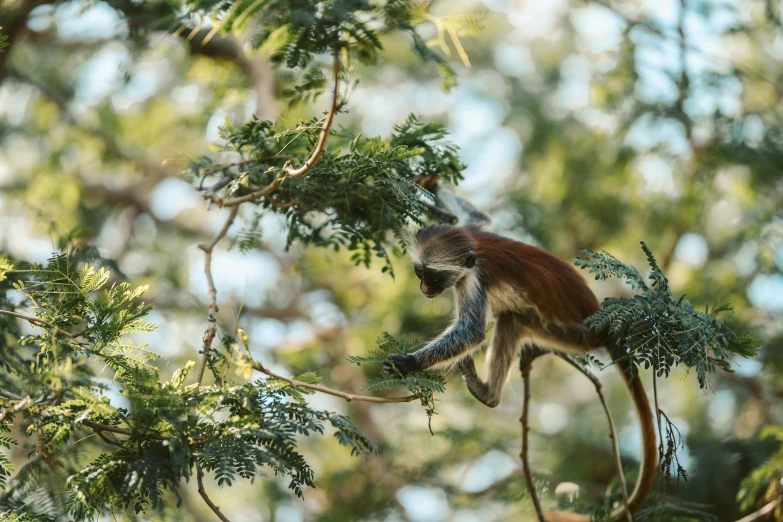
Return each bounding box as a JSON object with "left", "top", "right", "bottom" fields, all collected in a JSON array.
[{"left": 0, "top": 0, "right": 782, "bottom": 521}]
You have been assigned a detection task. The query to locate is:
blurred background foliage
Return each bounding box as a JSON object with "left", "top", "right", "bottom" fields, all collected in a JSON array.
[{"left": 0, "top": 0, "right": 782, "bottom": 520}]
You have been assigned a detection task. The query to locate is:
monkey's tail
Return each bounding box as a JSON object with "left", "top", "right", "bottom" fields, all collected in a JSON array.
[{"left": 542, "top": 358, "right": 657, "bottom": 522}]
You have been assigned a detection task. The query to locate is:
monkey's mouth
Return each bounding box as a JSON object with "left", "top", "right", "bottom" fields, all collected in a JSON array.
[{"left": 423, "top": 291, "right": 441, "bottom": 299}]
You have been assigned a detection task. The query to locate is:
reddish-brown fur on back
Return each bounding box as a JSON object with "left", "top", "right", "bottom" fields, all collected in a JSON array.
[{"left": 467, "top": 228, "right": 600, "bottom": 324}]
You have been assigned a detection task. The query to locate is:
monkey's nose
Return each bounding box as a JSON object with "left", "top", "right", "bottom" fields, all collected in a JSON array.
[{"left": 420, "top": 282, "right": 430, "bottom": 294}]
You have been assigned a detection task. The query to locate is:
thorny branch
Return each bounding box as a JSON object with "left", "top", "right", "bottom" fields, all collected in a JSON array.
[
  {"left": 195, "top": 206, "right": 240, "bottom": 386},
  {"left": 559, "top": 355, "right": 632, "bottom": 522}
]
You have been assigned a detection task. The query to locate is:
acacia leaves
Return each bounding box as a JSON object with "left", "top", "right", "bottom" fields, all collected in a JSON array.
[
  {"left": 0, "top": 254, "right": 376, "bottom": 521},
  {"left": 576, "top": 242, "right": 760, "bottom": 388},
  {"left": 191, "top": 113, "right": 464, "bottom": 276},
  {"left": 349, "top": 332, "right": 446, "bottom": 433}
]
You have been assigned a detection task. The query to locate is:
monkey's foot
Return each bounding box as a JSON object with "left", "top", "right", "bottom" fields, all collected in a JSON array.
[
  {"left": 458, "top": 357, "right": 479, "bottom": 378},
  {"left": 383, "top": 354, "right": 421, "bottom": 376}
]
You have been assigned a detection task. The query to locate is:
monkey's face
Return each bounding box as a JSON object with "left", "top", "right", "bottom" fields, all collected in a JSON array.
[
  {"left": 413, "top": 265, "right": 461, "bottom": 298},
  {"left": 409, "top": 224, "right": 477, "bottom": 298}
]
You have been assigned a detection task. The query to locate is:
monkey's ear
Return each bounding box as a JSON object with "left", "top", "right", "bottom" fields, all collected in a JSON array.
[{"left": 465, "top": 248, "right": 476, "bottom": 268}]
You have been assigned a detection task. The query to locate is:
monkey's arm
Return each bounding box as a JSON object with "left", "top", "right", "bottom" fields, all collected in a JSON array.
[{"left": 384, "top": 290, "right": 488, "bottom": 376}]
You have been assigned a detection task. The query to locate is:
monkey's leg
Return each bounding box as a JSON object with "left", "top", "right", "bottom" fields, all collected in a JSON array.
[
  {"left": 459, "top": 314, "right": 524, "bottom": 408},
  {"left": 537, "top": 322, "right": 603, "bottom": 355}
]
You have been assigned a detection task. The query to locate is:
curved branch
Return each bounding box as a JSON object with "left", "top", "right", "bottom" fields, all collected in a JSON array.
[
  {"left": 196, "top": 461, "right": 233, "bottom": 522},
  {"left": 195, "top": 206, "right": 240, "bottom": 386},
  {"left": 0, "top": 395, "right": 33, "bottom": 423},
  {"left": 205, "top": 173, "right": 286, "bottom": 208},
  {"left": 252, "top": 362, "right": 418, "bottom": 404},
  {"left": 279, "top": 47, "right": 342, "bottom": 178}
]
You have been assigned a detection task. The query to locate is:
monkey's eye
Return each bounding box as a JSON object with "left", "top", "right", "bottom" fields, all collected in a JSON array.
[{"left": 414, "top": 267, "right": 422, "bottom": 278}]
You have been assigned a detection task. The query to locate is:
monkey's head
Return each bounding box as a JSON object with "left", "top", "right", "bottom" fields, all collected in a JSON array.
[{"left": 408, "top": 224, "right": 477, "bottom": 299}]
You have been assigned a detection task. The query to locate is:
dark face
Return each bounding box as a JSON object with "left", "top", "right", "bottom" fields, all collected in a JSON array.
[
  {"left": 413, "top": 264, "right": 468, "bottom": 299},
  {"left": 413, "top": 264, "right": 451, "bottom": 298},
  {"left": 410, "top": 225, "right": 477, "bottom": 298}
]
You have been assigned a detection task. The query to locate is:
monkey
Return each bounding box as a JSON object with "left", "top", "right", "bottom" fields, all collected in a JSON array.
[{"left": 382, "top": 221, "right": 657, "bottom": 522}]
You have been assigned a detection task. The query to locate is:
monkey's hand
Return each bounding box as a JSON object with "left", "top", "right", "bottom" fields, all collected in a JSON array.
[{"left": 383, "top": 353, "right": 422, "bottom": 376}]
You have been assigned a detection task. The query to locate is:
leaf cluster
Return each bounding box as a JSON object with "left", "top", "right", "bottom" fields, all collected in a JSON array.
[
  {"left": 348, "top": 332, "right": 446, "bottom": 433},
  {"left": 575, "top": 243, "right": 760, "bottom": 388},
  {"left": 0, "top": 254, "right": 375, "bottom": 521},
  {"left": 192, "top": 113, "right": 464, "bottom": 276}
]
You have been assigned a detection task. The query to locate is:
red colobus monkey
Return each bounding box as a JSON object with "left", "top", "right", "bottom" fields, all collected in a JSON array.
[{"left": 384, "top": 194, "right": 656, "bottom": 521}]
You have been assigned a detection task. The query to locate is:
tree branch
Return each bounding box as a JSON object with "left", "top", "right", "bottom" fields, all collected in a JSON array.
[
  {"left": 203, "top": 45, "right": 343, "bottom": 208},
  {"left": 196, "top": 460, "right": 233, "bottom": 522},
  {"left": 279, "top": 47, "right": 342, "bottom": 178},
  {"left": 558, "top": 355, "right": 632, "bottom": 522},
  {"left": 195, "top": 206, "right": 240, "bottom": 386},
  {"left": 251, "top": 362, "right": 418, "bottom": 404},
  {"left": 735, "top": 496, "right": 783, "bottom": 522},
  {"left": 0, "top": 310, "right": 85, "bottom": 345},
  {"left": 519, "top": 352, "right": 546, "bottom": 521}
]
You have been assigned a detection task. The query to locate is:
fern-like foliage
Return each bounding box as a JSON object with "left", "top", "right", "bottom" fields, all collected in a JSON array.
[
  {"left": 575, "top": 242, "right": 760, "bottom": 388},
  {"left": 349, "top": 332, "right": 446, "bottom": 433},
  {"left": 0, "top": 252, "right": 375, "bottom": 521},
  {"left": 190, "top": 114, "right": 464, "bottom": 276}
]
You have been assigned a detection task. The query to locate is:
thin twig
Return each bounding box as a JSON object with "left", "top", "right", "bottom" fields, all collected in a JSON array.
[
  {"left": 195, "top": 206, "right": 240, "bottom": 386},
  {"left": 252, "top": 362, "right": 418, "bottom": 403},
  {"left": 519, "top": 353, "right": 546, "bottom": 521},
  {"left": 735, "top": 496, "right": 783, "bottom": 522},
  {"left": 196, "top": 461, "right": 233, "bottom": 522},
  {"left": 0, "top": 310, "right": 85, "bottom": 345},
  {"left": 559, "top": 355, "right": 632, "bottom": 522}
]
